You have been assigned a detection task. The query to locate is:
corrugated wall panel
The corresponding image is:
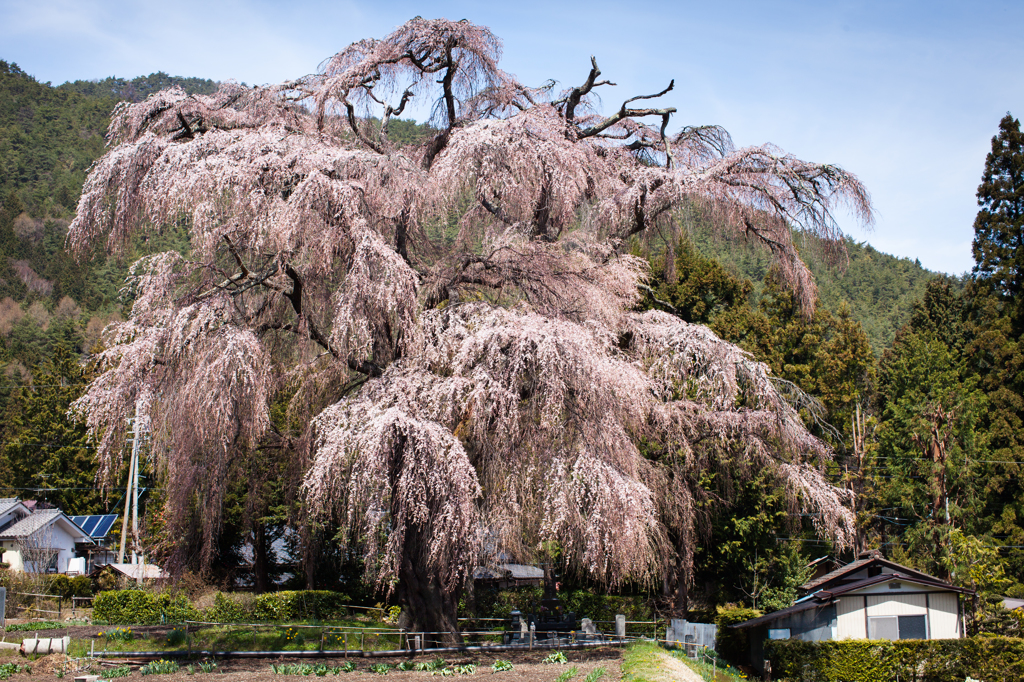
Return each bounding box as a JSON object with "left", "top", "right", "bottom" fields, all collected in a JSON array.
[
  {"left": 836, "top": 597, "right": 866, "bottom": 639},
  {"left": 929, "top": 593, "right": 960, "bottom": 639},
  {"left": 866, "top": 593, "right": 927, "bottom": 616}
]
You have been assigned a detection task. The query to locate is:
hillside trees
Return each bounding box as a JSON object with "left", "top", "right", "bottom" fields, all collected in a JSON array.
[
  {"left": 646, "top": 238, "right": 876, "bottom": 608},
  {"left": 874, "top": 280, "right": 988, "bottom": 579},
  {"left": 66, "top": 18, "right": 872, "bottom": 636},
  {"left": 867, "top": 115, "right": 1024, "bottom": 593},
  {"left": 0, "top": 344, "right": 104, "bottom": 514}
]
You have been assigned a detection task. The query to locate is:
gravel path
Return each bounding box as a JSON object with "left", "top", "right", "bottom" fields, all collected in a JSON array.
[{"left": 653, "top": 651, "right": 706, "bottom": 682}]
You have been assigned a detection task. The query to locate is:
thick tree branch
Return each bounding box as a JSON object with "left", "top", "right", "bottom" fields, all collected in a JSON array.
[
  {"left": 345, "top": 101, "right": 386, "bottom": 154},
  {"left": 578, "top": 81, "right": 676, "bottom": 139},
  {"left": 562, "top": 56, "right": 616, "bottom": 126},
  {"left": 441, "top": 44, "right": 459, "bottom": 128},
  {"left": 380, "top": 88, "right": 414, "bottom": 141}
]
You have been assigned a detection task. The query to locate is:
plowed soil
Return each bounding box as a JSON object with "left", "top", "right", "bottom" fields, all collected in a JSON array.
[{"left": 3, "top": 646, "right": 624, "bottom": 681}]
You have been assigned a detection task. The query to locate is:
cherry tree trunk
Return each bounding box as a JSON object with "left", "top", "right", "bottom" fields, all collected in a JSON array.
[
  {"left": 252, "top": 521, "right": 271, "bottom": 594},
  {"left": 395, "top": 533, "right": 462, "bottom": 646}
]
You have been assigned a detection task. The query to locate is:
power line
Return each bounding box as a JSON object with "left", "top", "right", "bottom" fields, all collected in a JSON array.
[
  {"left": 775, "top": 537, "right": 1024, "bottom": 549},
  {"left": 869, "top": 456, "right": 1024, "bottom": 465},
  {"left": 0, "top": 442, "right": 97, "bottom": 448},
  {"left": 0, "top": 383, "right": 90, "bottom": 389}
]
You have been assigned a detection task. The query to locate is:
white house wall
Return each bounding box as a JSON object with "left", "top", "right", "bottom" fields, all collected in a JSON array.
[
  {"left": 867, "top": 593, "right": 927, "bottom": 616},
  {"left": 2, "top": 526, "right": 78, "bottom": 573},
  {"left": 927, "top": 593, "right": 960, "bottom": 639},
  {"left": 835, "top": 591, "right": 961, "bottom": 640},
  {"left": 3, "top": 543, "right": 23, "bottom": 572}
]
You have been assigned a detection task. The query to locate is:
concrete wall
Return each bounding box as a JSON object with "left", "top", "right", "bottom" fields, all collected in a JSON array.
[{"left": 666, "top": 619, "right": 717, "bottom": 651}]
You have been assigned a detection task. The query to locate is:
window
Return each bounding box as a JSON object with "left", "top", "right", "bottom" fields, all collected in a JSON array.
[
  {"left": 868, "top": 615, "right": 927, "bottom": 640},
  {"left": 868, "top": 616, "right": 898, "bottom": 640},
  {"left": 897, "top": 615, "right": 927, "bottom": 639}
]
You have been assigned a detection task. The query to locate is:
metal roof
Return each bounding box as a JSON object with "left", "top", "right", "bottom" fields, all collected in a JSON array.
[
  {"left": 0, "top": 509, "right": 93, "bottom": 542},
  {"left": 69, "top": 514, "right": 119, "bottom": 539},
  {"left": 814, "top": 573, "right": 973, "bottom": 599},
  {"left": 733, "top": 572, "right": 973, "bottom": 630},
  {"left": 799, "top": 551, "right": 934, "bottom": 593},
  {"left": 106, "top": 563, "right": 168, "bottom": 580},
  {"left": 473, "top": 563, "right": 545, "bottom": 581}
]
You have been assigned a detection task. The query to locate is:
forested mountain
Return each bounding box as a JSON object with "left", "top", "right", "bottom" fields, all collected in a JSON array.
[
  {"left": 0, "top": 46, "right": 1021, "bottom": 637},
  {"left": 685, "top": 224, "right": 939, "bottom": 354},
  {"left": 59, "top": 72, "right": 219, "bottom": 102}
]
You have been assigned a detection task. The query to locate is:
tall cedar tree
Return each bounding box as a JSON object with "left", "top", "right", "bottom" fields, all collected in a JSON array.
[{"left": 973, "top": 114, "right": 1024, "bottom": 303}]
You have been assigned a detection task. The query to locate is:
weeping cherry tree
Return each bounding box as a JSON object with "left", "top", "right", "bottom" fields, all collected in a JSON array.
[{"left": 68, "top": 18, "right": 872, "bottom": 638}]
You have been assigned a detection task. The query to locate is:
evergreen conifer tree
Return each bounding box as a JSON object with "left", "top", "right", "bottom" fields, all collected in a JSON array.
[{"left": 973, "top": 113, "right": 1024, "bottom": 299}]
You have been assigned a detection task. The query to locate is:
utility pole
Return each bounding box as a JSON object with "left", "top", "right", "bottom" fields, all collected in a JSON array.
[
  {"left": 117, "top": 435, "right": 136, "bottom": 564},
  {"left": 117, "top": 412, "right": 148, "bottom": 569},
  {"left": 851, "top": 403, "right": 867, "bottom": 555}
]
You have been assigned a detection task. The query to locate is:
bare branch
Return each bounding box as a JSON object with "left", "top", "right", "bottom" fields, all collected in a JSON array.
[{"left": 578, "top": 80, "right": 676, "bottom": 139}]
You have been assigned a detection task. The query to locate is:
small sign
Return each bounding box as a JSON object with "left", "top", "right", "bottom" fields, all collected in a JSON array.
[{"left": 768, "top": 628, "right": 791, "bottom": 640}]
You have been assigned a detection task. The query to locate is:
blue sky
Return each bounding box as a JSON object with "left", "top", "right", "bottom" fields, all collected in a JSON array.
[{"left": 3, "top": 0, "right": 1023, "bottom": 274}]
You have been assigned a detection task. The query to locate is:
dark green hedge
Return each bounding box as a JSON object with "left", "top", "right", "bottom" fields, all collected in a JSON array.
[
  {"left": 716, "top": 606, "right": 762, "bottom": 664},
  {"left": 45, "top": 574, "right": 93, "bottom": 599},
  {"left": 95, "top": 589, "right": 352, "bottom": 625},
  {"left": 205, "top": 590, "right": 352, "bottom": 623},
  {"left": 767, "top": 636, "right": 1024, "bottom": 682},
  {"left": 466, "top": 586, "right": 653, "bottom": 623},
  {"left": 251, "top": 591, "right": 351, "bottom": 622},
  {"left": 93, "top": 590, "right": 197, "bottom": 625}
]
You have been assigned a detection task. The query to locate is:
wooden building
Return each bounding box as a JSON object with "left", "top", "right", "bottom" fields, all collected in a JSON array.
[{"left": 732, "top": 550, "right": 972, "bottom": 676}]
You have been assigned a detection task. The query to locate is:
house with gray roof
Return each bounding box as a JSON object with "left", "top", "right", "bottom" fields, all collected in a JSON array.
[
  {"left": 0, "top": 505, "right": 93, "bottom": 574},
  {"left": 0, "top": 498, "right": 30, "bottom": 534},
  {"left": 473, "top": 563, "right": 545, "bottom": 588},
  {"left": 732, "top": 550, "right": 973, "bottom": 676}
]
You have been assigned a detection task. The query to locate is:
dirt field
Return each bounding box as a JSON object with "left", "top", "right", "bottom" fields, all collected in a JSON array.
[{"left": 2, "top": 646, "right": 625, "bottom": 681}]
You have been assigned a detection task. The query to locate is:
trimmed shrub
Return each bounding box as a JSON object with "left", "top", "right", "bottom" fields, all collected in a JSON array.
[
  {"left": 767, "top": 636, "right": 1024, "bottom": 682},
  {"left": 93, "top": 590, "right": 197, "bottom": 625},
  {"left": 206, "top": 592, "right": 251, "bottom": 623},
  {"left": 47, "top": 574, "right": 70, "bottom": 599},
  {"left": 205, "top": 590, "right": 351, "bottom": 623},
  {"left": 715, "top": 605, "right": 762, "bottom": 664},
  {"left": 45, "top": 574, "right": 92, "bottom": 599},
  {"left": 255, "top": 591, "right": 351, "bottom": 621},
  {"left": 70, "top": 575, "right": 94, "bottom": 597}
]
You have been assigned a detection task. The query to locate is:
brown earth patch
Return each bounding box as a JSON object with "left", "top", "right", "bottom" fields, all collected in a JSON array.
[{"left": 4, "top": 647, "right": 624, "bottom": 681}]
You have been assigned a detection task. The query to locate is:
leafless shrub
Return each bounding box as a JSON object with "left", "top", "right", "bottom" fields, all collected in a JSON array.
[
  {"left": 13, "top": 213, "right": 43, "bottom": 244},
  {"left": 0, "top": 297, "right": 24, "bottom": 336},
  {"left": 12, "top": 261, "right": 53, "bottom": 296}
]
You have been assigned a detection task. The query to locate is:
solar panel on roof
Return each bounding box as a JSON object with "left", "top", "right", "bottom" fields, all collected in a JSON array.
[
  {"left": 70, "top": 514, "right": 118, "bottom": 538},
  {"left": 93, "top": 515, "right": 117, "bottom": 537}
]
